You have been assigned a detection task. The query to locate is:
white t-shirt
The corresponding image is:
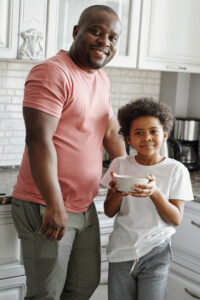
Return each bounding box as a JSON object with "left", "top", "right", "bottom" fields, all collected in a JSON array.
[{"left": 101, "top": 156, "right": 194, "bottom": 263}]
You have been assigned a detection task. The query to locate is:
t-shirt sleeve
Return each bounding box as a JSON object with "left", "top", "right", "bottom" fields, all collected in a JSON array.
[
  {"left": 23, "top": 63, "right": 68, "bottom": 118},
  {"left": 101, "top": 157, "right": 121, "bottom": 189},
  {"left": 170, "top": 164, "right": 194, "bottom": 201}
]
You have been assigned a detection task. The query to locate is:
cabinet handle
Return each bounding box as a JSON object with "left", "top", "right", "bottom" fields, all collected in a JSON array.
[
  {"left": 185, "top": 288, "right": 200, "bottom": 299},
  {"left": 166, "top": 65, "right": 187, "bottom": 70},
  {"left": 191, "top": 220, "right": 200, "bottom": 228}
]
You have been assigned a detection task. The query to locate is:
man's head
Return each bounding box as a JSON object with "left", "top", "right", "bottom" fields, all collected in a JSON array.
[{"left": 68, "top": 5, "right": 121, "bottom": 73}]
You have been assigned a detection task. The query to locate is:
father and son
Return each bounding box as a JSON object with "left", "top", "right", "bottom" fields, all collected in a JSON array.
[{"left": 11, "top": 5, "right": 193, "bottom": 300}]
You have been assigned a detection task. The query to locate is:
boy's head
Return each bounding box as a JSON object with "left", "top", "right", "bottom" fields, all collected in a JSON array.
[{"left": 118, "top": 98, "right": 174, "bottom": 140}]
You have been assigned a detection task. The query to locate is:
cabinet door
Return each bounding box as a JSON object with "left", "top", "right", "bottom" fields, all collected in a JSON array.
[
  {"left": 46, "top": 0, "right": 141, "bottom": 68},
  {"left": 138, "top": 0, "right": 200, "bottom": 73},
  {"left": 0, "top": 0, "right": 20, "bottom": 58},
  {"left": 18, "top": 0, "right": 48, "bottom": 60},
  {"left": 171, "top": 202, "right": 200, "bottom": 274},
  {"left": 90, "top": 284, "right": 108, "bottom": 300},
  {"left": 0, "top": 205, "right": 24, "bottom": 279},
  {"left": 0, "top": 276, "right": 26, "bottom": 300},
  {"left": 166, "top": 271, "right": 200, "bottom": 300}
]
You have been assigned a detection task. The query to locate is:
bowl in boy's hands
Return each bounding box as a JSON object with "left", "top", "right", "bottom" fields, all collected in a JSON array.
[{"left": 113, "top": 174, "right": 149, "bottom": 193}]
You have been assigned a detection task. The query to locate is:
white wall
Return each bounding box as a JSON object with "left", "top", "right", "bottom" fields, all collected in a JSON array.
[
  {"left": 160, "top": 72, "right": 200, "bottom": 120},
  {"left": 0, "top": 60, "right": 161, "bottom": 166},
  {"left": 188, "top": 74, "right": 200, "bottom": 118}
]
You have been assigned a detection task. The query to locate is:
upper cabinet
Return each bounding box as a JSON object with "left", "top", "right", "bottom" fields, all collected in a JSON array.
[
  {"left": 2, "top": 0, "right": 200, "bottom": 73},
  {"left": 0, "top": 0, "right": 20, "bottom": 58},
  {"left": 138, "top": 0, "right": 200, "bottom": 73},
  {"left": 0, "top": 0, "right": 48, "bottom": 60},
  {"left": 46, "top": 0, "right": 141, "bottom": 68},
  {"left": 18, "top": 0, "right": 48, "bottom": 60}
]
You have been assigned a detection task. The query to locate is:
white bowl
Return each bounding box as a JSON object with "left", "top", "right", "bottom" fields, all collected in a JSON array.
[{"left": 113, "top": 174, "right": 149, "bottom": 193}]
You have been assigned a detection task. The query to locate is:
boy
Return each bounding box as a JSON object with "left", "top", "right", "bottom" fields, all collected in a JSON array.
[{"left": 101, "top": 98, "right": 193, "bottom": 300}]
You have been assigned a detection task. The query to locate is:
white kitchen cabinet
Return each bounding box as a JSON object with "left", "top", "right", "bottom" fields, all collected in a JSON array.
[
  {"left": 138, "top": 0, "right": 200, "bottom": 73},
  {"left": 0, "top": 0, "right": 20, "bottom": 58},
  {"left": 166, "top": 271, "right": 200, "bottom": 300},
  {"left": 0, "top": 0, "right": 48, "bottom": 60},
  {"left": 0, "top": 277, "right": 26, "bottom": 300},
  {"left": 18, "top": 0, "right": 48, "bottom": 60},
  {"left": 91, "top": 194, "right": 114, "bottom": 299},
  {"left": 0, "top": 204, "right": 25, "bottom": 300},
  {"left": 46, "top": 0, "right": 141, "bottom": 68},
  {"left": 166, "top": 201, "right": 200, "bottom": 300}
]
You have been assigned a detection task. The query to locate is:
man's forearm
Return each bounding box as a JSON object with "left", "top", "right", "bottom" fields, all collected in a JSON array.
[
  {"left": 27, "top": 139, "right": 63, "bottom": 207},
  {"left": 103, "top": 134, "right": 126, "bottom": 159}
]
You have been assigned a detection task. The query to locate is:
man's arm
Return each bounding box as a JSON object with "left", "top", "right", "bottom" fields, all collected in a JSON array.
[
  {"left": 23, "top": 107, "right": 67, "bottom": 241},
  {"left": 103, "top": 116, "right": 127, "bottom": 159}
]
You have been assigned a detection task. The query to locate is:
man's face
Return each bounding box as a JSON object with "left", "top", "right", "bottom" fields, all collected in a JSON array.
[{"left": 71, "top": 10, "right": 121, "bottom": 73}]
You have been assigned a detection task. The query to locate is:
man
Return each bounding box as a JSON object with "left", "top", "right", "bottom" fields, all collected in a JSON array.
[{"left": 12, "top": 5, "right": 126, "bottom": 300}]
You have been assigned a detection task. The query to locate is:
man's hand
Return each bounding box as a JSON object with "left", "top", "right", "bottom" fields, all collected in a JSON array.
[
  {"left": 39, "top": 204, "right": 68, "bottom": 241},
  {"left": 128, "top": 174, "right": 156, "bottom": 197}
]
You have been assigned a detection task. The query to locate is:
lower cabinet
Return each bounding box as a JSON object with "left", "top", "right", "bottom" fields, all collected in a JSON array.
[
  {"left": 91, "top": 194, "right": 114, "bottom": 300},
  {"left": 0, "top": 204, "right": 25, "bottom": 300},
  {"left": 0, "top": 277, "right": 26, "bottom": 300},
  {"left": 166, "top": 201, "right": 200, "bottom": 300},
  {"left": 90, "top": 284, "right": 108, "bottom": 300},
  {"left": 166, "top": 270, "right": 200, "bottom": 300}
]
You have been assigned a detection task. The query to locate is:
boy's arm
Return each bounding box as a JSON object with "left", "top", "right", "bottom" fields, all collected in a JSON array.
[
  {"left": 132, "top": 175, "right": 185, "bottom": 226},
  {"left": 104, "top": 173, "right": 126, "bottom": 218},
  {"left": 150, "top": 191, "right": 185, "bottom": 226},
  {"left": 104, "top": 189, "right": 124, "bottom": 218}
]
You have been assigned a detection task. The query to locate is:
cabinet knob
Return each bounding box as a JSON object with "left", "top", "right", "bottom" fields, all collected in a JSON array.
[
  {"left": 185, "top": 288, "right": 200, "bottom": 299},
  {"left": 191, "top": 220, "right": 200, "bottom": 228}
]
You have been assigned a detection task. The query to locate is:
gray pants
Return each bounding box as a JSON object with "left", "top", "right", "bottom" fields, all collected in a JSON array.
[
  {"left": 108, "top": 240, "right": 172, "bottom": 300},
  {"left": 12, "top": 198, "right": 101, "bottom": 300}
]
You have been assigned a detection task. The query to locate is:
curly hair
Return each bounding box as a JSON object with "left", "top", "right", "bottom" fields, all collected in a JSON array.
[{"left": 118, "top": 97, "right": 174, "bottom": 139}]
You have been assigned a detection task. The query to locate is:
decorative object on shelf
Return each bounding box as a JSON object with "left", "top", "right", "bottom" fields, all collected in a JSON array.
[{"left": 19, "top": 28, "right": 44, "bottom": 59}]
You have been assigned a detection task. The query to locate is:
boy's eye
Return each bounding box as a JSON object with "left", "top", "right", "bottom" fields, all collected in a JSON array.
[{"left": 135, "top": 131, "right": 143, "bottom": 135}]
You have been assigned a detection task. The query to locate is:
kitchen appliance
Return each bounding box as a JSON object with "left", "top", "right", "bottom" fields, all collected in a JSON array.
[{"left": 172, "top": 118, "right": 200, "bottom": 171}]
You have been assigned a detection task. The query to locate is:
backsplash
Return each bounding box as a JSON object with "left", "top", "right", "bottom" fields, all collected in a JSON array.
[{"left": 0, "top": 60, "right": 161, "bottom": 166}]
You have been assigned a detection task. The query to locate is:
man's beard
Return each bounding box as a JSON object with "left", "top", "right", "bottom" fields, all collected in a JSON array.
[{"left": 86, "top": 53, "right": 109, "bottom": 70}]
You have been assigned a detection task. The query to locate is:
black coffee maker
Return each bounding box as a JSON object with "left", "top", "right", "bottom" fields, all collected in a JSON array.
[{"left": 172, "top": 118, "right": 200, "bottom": 171}]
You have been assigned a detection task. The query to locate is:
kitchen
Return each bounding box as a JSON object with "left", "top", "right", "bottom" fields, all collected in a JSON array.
[{"left": 0, "top": 0, "right": 200, "bottom": 299}]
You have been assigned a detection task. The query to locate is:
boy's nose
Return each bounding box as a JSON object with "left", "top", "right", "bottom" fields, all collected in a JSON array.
[{"left": 143, "top": 133, "right": 152, "bottom": 141}]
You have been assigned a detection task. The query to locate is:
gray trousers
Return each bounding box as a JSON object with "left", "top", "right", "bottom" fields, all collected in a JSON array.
[
  {"left": 108, "top": 240, "right": 172, "bottom": 300},
  {"left": 12, "top": 198, "right": 101, "bottom": 300}
]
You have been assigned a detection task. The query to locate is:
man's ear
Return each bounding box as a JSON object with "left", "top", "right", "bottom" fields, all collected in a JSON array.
[{"left": 72, "top": 25, "right": 79, "bottom": 39}]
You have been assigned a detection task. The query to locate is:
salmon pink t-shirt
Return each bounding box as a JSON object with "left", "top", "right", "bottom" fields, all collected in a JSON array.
[{"left": 12, "top": 50, "right": 113, "bottom": 212}]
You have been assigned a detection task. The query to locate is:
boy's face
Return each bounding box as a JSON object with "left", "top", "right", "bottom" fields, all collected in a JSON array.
[{"left": 126, "top": 116, "right": 168, "bottom": 163}]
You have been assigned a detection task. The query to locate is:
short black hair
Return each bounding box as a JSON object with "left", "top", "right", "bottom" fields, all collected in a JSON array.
[
  {"left": 78, "top": 5, "right": 119, "bottom": 26},
  {"left": 118, "top": 97, "right": 174, "bottom": 139}
]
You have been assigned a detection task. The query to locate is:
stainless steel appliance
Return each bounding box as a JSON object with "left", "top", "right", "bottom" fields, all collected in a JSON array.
[{"left": 172, "top": 118, "right": 200, "bottom": 171}]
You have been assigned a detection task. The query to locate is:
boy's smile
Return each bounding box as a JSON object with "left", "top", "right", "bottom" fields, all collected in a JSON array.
[{"left": 126, "top": 116, "right": 168, "bottom": 165}]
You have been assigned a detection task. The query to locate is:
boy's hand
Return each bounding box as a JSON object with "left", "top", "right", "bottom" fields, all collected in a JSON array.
[
  {"left": 109, "top": 172, "right": 127, "bottom": 197},
  {"left": 128, "top": 174, "right": 156, "bottom": 197}
]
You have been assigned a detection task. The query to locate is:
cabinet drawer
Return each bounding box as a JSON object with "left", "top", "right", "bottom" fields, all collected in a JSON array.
[
  {"left": 0, "top": 206, "right": 24, "bottom": 279},
  {"left": 166, "top": 271, "right": 200, "bottom": 300},
  {"left": 172, "top": 204, "right": 200, "bottom": 273},
  {"left": 0, "top": 276, "right": 26, "bottom": 300}
]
